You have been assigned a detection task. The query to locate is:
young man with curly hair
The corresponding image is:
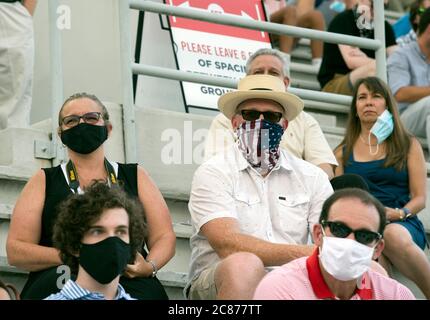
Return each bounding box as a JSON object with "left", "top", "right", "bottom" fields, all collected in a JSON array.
[{"left": 44, "top": 182, "right": 146, "bottom": 300}]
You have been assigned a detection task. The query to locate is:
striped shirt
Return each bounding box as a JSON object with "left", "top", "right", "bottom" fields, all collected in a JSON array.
[
  {"left": 44, "top": 280, "right": 135, "bottom": 300},
  {"left": 254, "top": 249, "right": 416, "bottom": 300}
]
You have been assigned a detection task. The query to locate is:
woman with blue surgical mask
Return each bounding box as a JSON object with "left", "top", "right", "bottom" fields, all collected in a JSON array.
[{"left": 333, "top": 76, "right": 430, "bottom": 299}]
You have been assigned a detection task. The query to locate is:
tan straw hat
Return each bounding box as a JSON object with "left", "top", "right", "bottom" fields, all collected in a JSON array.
[{"left": 218, "top": 74, "right": 303, "bottom": 121}]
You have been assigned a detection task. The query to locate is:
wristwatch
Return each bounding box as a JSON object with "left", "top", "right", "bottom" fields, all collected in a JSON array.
[
  {"left": 147, "top": 259, "right": 158, "bottom": 278},
  {"left": 402, "top": 207, "right": 412, "bottom": 220}
]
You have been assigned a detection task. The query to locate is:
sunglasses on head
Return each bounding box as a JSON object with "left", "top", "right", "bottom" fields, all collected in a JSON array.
[
  {"left": 321, "top": 220, "right": 382, "bottom": 245},
  {"left": 240, "top": 110, "right": 283, "bottom": 123},
  {"left": 61, "top": 112, "right": 102, "bottom": 127}
]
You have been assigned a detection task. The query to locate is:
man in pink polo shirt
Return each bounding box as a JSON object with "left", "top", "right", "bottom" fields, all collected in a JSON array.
[{"left": 254, "top": 188, "right": 415, "bottom": 300}]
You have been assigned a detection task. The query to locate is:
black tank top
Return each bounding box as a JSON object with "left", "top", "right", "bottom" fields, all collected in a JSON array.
[
  {"left": 22, "top": 162, "right": 168, "bottom": 300},
  {"left": 40, "top": 162, "right": 138, "bottom": 247}
]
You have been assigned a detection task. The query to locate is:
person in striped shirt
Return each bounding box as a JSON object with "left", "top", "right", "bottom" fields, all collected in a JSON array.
[{"left": 44, "top": 182, "right": 146, "bottom": 300}]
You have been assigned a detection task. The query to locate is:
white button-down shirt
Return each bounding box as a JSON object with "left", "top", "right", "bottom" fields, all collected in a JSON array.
[{"left": 187, "top": 144, "right": 333, "bottom": 285}]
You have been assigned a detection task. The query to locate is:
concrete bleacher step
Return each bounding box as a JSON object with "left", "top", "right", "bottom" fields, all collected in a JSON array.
[
  {"left": 291, "top": 46, "right": 312, "bottom": 63},
  {"left": 0, "top": 166, "right": 32, "bottom": 207},
  {"left": 289, "top": 39, "right": 322, "bottom": 91},
  {"left": 303, "top": 100, "right": 348, "bottom": 128}
]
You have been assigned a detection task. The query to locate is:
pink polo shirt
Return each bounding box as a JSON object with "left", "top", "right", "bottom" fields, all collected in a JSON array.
[{"left": 253, "top": 249, "right": 415, "bottom": 300}]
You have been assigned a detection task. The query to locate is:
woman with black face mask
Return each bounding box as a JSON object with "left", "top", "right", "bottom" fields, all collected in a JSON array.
[{"left": 6, "top": 93, "right": 176, "bottom": 300}]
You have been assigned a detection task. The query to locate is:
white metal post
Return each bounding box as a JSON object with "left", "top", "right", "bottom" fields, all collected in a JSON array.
[
  {"left": 374, "top": 0, "right": 387, "bottom": 83},
  {"left": 49, "top": 0, "right": 66, "bottom": 166},
  {"left": 118, "top": 0, "right": 137, "bottom": 163}
]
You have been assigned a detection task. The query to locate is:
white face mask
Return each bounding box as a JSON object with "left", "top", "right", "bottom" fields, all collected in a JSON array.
[{"left": 319, "top": 234, "right": 375, "bottom": 282}]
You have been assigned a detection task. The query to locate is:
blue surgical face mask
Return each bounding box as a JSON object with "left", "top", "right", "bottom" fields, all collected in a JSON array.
[
  {"left": 368, "top": 109, "right": 394, "bottom": 155},
  {"left": 330, "top": 1, "right": 346, "bottom": 13}
]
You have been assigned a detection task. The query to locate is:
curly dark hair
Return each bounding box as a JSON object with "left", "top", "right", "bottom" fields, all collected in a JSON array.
[{"left": 53, "top": 181, "right": 147, "bottom": 273}]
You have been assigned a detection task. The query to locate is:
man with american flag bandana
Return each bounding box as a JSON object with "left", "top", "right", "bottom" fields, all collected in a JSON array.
[{"left": 185, "top": 74, "right": 334, "bottom": 300}]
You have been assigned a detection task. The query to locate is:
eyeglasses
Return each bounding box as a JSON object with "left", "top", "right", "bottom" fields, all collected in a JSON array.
[
  {"left": 240, "top": 110, "right": 283, "bottom": 123},
  {"left": 61, "top": 112, "right": 103, "bottom": 127},
  {"left": 321, "top": 220, "right": 382, "bottom": 245}
]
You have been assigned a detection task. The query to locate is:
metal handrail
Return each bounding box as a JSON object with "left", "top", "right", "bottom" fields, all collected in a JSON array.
[
  {"left": 43, "top": 0, "right": 388, "bottom": 164},
  {"left": 127, "top": 0, "right": 386, "bottom": 100},
  {"left": 119, "top": 0, "right": 138, "bottom": 162},
  {"left": 120, "top": 0, "right": 388, "bottom": 163},
  {"left": 132, "top": 63, "right": 353, "bottom": 106},
  {"left": 374, "top": 0, "right": 388, "bottom": 83},
  {"left": 130, "top": 0, "right": 381, "bottom": 50},
  {"left": 48, "top": 0, "right": 66, "bottom": 165}
]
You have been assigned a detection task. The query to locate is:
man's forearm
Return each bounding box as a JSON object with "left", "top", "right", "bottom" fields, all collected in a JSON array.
[
  {"left": 347, "top": 56, "right": 374, "bottom": 70},
  {"left": 395, "top": 86, "right": 430, "bottom": 103},
  {"left": 214, "top": 233, "right": 315, "bottom": 267},
  {"left": 7, "top": 239, "right": 62, "bottom": 272},
  {"left": 339, "top": 45, "right": 373, "bottom": 70},
  {"left": 22, "top": 0, "right": 37, "bottom": 16},
  {"left": 318, "top": 163, "right": 335, "bottom": 180}
]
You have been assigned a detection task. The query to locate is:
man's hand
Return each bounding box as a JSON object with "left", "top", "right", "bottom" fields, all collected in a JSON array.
[
  {"left": 385, "top": 207, "right": 402, "bottom": 222},
  {"left": 348, "top": 47, "right": 368, "bottom": 57}
]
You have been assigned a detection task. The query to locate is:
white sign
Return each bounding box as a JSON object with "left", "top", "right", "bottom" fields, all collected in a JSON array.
[{"left": 167, "top": 0, "right": 271, "bottom": 111}]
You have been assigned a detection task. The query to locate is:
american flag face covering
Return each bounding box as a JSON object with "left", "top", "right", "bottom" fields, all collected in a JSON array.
[{"left": 237, "top": 119, "right": 284, "bottom": 175}]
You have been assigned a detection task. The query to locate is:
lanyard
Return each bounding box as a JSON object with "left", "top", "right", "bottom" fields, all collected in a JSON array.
[{"left": 66, "top": 158, "right": 117, "bottom": 193}]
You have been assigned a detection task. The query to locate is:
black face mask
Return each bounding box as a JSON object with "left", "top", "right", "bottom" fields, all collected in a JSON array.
[
  {"left": 60, "top": 123, "right": 108, "bottom": 154},
  {"left": 79, "top": 237, "right": 131, "bottom": 284}
]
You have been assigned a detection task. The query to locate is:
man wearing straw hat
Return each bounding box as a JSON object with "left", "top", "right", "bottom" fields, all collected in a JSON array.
[
  {"left": 204, "top": 48, "right": 338, "bottom": 179},
  {"left": 186, "top": 74, "right": 334, "bottom": 300}
]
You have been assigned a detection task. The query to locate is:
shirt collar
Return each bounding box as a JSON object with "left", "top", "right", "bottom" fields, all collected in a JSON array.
[
  {"left": 115, "top": 284, "right": 135, "bottom": 300},
  {"left": 305, "top": 248, "right": 373, "bottom": 300},
  {"left": 412, "top": 41, "right": 428, "bottom": 61},
  {"left": 61, "top": 280, "right": 134, "bottom": 300},
  {"left": 277, "top": 149, "right": 294, "bottom": 171}
]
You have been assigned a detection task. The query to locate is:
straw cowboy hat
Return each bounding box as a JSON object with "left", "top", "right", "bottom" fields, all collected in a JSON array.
[{"left": 218, "top": 74, "right": 304, "bottom": 122}]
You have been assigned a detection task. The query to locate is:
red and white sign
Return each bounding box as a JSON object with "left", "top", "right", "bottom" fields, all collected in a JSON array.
[{"left": 166, "top": 0, "right": 271, "bottom": 111}]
